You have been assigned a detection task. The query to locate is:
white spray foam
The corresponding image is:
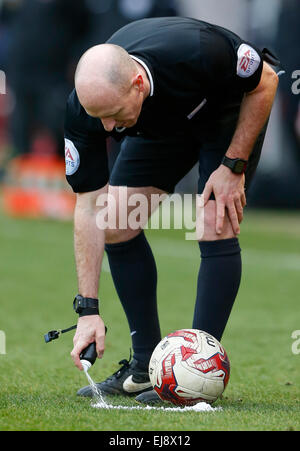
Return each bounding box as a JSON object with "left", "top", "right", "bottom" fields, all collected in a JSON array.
[
  {"left": 83, "top": 366, "right": 222, "bottom": 412},
  {"left": 83, "top": 366, "right": 108, "bottom": 408},
  {"left": 92, "top": 400, "right": 222, "bottom": 412}
]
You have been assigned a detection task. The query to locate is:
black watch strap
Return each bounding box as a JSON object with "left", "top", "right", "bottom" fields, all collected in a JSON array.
[
  {"left": 221, "top": 156, "right": 248, "bottom": 174},
  {"left": 73, "top": 294, "right": 99, "bottom": 317}
]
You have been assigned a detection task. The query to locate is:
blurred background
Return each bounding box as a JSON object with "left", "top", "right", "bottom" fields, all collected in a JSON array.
[{"left": 0, "top": 0, "right": 299, "bottom": 218}]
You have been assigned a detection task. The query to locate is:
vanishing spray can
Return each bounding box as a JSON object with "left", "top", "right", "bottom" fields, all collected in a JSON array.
[{"left": 80, "top": 343, "right": 97, "bottom": 372}]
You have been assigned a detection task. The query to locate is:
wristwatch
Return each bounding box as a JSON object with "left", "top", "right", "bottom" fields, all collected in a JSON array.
[
  {"left": 221, "top": 156, "right": 248, "bottom": 174},
  {"left": 73, "top": 294, "right": 99, "bottom": 317}
]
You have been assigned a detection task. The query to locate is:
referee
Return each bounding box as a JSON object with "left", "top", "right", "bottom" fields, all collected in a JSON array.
[{"left": 64, "top": 17, "right": 279, "bottom": 404}]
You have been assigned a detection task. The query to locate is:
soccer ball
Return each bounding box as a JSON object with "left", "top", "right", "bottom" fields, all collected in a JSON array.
[{"left": 149, "top": 329, "right": 230, "bottom": 406}]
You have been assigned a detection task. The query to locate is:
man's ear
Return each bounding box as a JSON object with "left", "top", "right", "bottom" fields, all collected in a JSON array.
[{"left": 132, "top": 74, "right": 144, "bottom": 92}]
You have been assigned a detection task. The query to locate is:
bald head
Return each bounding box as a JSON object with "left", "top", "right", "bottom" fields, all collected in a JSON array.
[{"left": 75, "top": 44, "right": 138, "bottom": 114}]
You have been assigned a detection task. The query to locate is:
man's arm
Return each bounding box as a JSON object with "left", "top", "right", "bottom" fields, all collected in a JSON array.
[
  {"left": 226, "top": 62, "right": 279, "bottom": 160},
  {"left": 70, "top": 186, "right": 107, "bottom": 370},
  {"left": 203, "top": 62, "right": 279, "bottom": 235}
]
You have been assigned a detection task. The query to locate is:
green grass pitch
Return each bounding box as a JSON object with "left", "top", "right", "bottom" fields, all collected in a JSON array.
[{"left": 0, "top": 208, "right": 299, "bottom": 431}]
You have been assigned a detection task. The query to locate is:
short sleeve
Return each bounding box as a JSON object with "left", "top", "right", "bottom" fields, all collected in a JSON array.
[
  {"left": 201, "top": 31, "right": 263, "bottom": 96},
  {"left": 234, "top": 42, "right": 263, "bottom": 92},
  {"left": 64, "top": 90, "right": 109, "bottom": 193}
]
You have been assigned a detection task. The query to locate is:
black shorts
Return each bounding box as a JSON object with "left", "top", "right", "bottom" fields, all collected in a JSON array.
[{"left": 109, "top": 116, "right": 268, "bottom": 195}]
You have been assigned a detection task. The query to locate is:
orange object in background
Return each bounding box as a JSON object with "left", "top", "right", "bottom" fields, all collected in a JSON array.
[{"left": 2, "top": 152, "right": 75, "bottom": 220}]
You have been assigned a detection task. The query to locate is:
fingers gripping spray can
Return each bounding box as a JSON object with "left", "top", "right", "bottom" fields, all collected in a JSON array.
[
  {"left": 79, "top": 339, "right": 108, "bottom": 405},
  {"left": 80, "top": 343, "right": 97, "bottom": 372},
  {"left": 44, "top": 324, "right": 107, "bottom": 404},
  {"left": 79, "top": 326, "right": 107, "bottom": 372}
]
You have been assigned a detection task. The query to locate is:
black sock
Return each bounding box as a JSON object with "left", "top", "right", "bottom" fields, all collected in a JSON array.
[
  {"left": 105, "top": 232, "right": 161, "bottom": 366},
  {"left": 193, "top": 238, "right": 242, "bottom": 342}
]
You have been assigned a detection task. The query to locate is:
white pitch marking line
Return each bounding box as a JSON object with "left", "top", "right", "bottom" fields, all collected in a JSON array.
[{"left": 92, "top": 401, "right": 222, "bottom": 412}]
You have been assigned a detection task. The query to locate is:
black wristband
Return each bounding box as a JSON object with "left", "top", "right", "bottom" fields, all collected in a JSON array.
[
  {"left": 78, "top": 308, "right": 99, "bottom": 317},
  {"left": 221, "top": 156, "right": 248, "bottom": 174},
  {"left": 73, "top": 294, "right": 99, "bottom": 317}
]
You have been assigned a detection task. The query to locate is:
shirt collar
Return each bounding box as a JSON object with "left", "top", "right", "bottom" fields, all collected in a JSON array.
[{"left": 130, "top": 55, "right": 154, "bottom": 97}]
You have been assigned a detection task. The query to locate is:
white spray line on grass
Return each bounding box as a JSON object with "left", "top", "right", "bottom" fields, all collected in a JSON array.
[
  {"left": 84, "top": 369, "right": 221, "bottom": 412},
  {"left": 92, "top": 401, "right": 222, "bottom": 412}
]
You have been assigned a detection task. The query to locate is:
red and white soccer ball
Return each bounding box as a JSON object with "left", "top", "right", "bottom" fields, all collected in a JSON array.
[{"left": 149, "top": 329, "right": 230, "bottom": 406}]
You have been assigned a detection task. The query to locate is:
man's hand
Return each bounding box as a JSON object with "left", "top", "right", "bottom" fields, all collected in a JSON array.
[
  {"left": 203, "top": 165, "right": 246, "bottom": 235},
  {"left": 71, "top": 315, "right": 106, "bottom": 370},
  {"left": 202, "top": 62, "right": 278, "bottom": 237}
]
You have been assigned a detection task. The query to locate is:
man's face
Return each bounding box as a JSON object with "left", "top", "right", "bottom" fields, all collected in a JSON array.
[{"left": 85, "top": 81, "right": 144, "bottom": 132}]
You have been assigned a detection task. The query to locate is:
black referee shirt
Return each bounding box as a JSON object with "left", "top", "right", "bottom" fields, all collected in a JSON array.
[{"left": 64, "top": 17, "right": 264, "bottom": 192}]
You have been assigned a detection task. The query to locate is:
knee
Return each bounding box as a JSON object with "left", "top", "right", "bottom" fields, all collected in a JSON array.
[
  {"left": 199, "top": 200, "right": 236, "bottom": 241},
  {"left": 199, "top": 207, "right": 216, "bottom": 242},
  {"left": 105, "top": 227, "right": 140, "bottom": 244}
]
